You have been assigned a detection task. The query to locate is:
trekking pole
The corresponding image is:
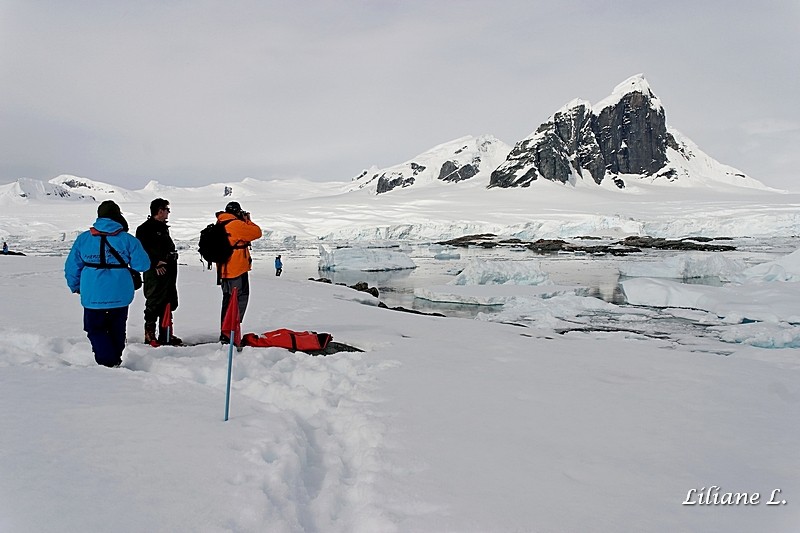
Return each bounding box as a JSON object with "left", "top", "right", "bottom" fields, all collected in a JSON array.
[
  {"left": 224, "top": 339, "right": 234, "bottom": 421},
  {"left": 223, "top": 287, "right": 240, "bottom": 422}
]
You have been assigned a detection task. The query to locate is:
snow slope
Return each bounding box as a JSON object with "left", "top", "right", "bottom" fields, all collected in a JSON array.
[{"left": 1, "top": 253, "right": 799, "bottom": 532}]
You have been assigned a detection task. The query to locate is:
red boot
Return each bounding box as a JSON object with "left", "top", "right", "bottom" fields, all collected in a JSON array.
[{"left": 145, "top": 323, "right": 158, "bottom": 346}]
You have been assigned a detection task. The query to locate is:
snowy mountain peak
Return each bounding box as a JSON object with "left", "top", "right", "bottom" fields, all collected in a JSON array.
[
  {"left": 349, "top": 74, "right": 768, "bottom": 196},
  {"left": 50, "top": 175, "right": 119, "bottom": 196},
  {"left": 594, "top": 73, "right": 662, "bottom": 113},
  {"left": 558, "top": 98, "right": 592, "bottom": 115},
  {"left": 0, "top": 177, "right": 93, "bottom": 204},
  {"left": 489, "top": 74, "right": 771, "bottom": 191},
  {"left": 349, "top": 134, "right": 511, "bottom": 194}
]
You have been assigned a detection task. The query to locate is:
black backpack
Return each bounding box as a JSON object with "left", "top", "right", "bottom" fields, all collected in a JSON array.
[{"left": 198, "top": 219, "right": 234, "bottom": 269}]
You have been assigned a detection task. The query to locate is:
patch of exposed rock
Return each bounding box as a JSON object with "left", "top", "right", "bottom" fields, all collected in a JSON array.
[
  {"left": 310, "top": 277, "right": 444, "bottom": 316},
  {"left": 436, "top": 234, "right": 736, "bottom": 254}
]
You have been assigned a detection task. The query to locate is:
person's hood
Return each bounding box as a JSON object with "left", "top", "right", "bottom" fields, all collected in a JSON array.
[
  {"left": 216, "top": 212, "right": 238, "bottom": 223},
  {"left": 92, "top": 217, "right": 126, "bottom": 234},
  {"left": 96, "top": 200, "right": 128, "bottom": 231}
]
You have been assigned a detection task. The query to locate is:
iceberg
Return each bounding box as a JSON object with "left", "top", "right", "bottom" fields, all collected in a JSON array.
[
  {"left": 448, "top": 259, "right": 551, "bottom": 286},
  {"left": 618, "top": 252, "right": 745, "bottom": 281},
  {"left": 318, "top": 245, "right": 416, "bottom": 272},
  {"left": 738, "top": 248, "right": 800, "bottom": 282}
]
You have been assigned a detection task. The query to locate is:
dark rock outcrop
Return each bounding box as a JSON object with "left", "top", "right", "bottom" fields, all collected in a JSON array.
[
  {"left": 619, "top": 236, "right": 736, "bottom": 252},
  {"left": 489, "top": 76, "right": 677, "bottom": 189},
  {"left": 309, "top": 277, "right": 380, "bottom": 298},
  {"left": 375, "top": 162, "right": 427, "bottom": 193},
  {"left": 377, "top": 174, "right": 415, "bottom": 194},
  {"left": 438, "top": 159, "right": 480, "bottom": 183},
  {"left": 377, "top": 302, "right": 446, "bottom": 317},
  {"left": 489, "top": 102, "right": 600, "bottom": 187},
  {"left": 436, "top": 233, "right": 497, "bottom": 247},
  {"left": 349, "top": 281, "right": 380, "bottom": 298},
  {"left": 436, "top": 234, "right": 736, "bottom": 254}
]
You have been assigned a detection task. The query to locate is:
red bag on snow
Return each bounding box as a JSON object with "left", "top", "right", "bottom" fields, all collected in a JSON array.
[{"left": 241, "top": 328, "right": 332, "bottom": 351}]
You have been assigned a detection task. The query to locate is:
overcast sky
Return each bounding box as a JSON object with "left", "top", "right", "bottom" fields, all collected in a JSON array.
[{"left": 1, "top": 0, "right": 798, "bottom": 190}]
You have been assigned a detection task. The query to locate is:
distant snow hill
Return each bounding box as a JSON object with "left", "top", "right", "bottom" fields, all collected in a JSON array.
[
  {"left": 0, "top": 175, "right": 152, "bottom": 204},
  {"left": 48, "top": 175, "right": 133, "bottom": 201},
  {"left": 0, "top": 177, "right": 94, "bottom": 204},
  {"left": 351, "top": 74, "right": 775, "bottom": 194}
]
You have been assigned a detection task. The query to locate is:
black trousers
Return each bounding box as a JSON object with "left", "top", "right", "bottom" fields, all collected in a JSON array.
[
  {"left": 220, "top": 273, "right": 250, "bottom": 328},
  {"left": 143, "top": 269, "right": 178, "bottom": 327},
  {"left": 83, "top": 306, "right": 129, "bottom": 367}
]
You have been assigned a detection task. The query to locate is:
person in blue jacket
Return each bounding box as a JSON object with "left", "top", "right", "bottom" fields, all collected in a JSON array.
[
  {"left": 275, "top": 254, "right": 283, "bottom": 276},
  {"left": 65, "top": 200, "right": 150, "bottom": 367}
]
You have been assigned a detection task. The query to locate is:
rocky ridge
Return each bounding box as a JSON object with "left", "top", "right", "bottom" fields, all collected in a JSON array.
[{"left": 436, "top": 233, "right": 736, "bottom": 255}]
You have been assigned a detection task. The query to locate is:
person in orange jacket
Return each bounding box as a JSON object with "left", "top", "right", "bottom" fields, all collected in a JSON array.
[{"left": 216, "top": 201, "right": 262, "bottom": 343}]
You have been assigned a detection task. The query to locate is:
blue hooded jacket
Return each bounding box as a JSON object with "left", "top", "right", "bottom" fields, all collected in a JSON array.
[{"left": 65, "top": 217, "right": 151, "bottom": 309}]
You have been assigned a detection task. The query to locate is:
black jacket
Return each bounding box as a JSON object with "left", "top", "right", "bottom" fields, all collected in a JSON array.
[{"left": 135, "top": 217, "right": 177, "bottom": 271}]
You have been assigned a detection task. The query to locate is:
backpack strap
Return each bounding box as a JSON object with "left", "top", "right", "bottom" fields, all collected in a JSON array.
[
  {"left": 83, "top": 233, "right": 128, "bottom": 269},
  {"left": 104, "top": 238, "right": 130, "bottom": 268}
]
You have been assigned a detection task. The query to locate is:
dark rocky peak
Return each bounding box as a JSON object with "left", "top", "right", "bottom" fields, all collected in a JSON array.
[
  {"left": 489, "top": 74, "right": 678, "bottom": 189},
  {"left": 592, "top": 78, "right": 670, "bottom": 179},
  {"left": 489, "top": 99, "right": 598, "bottom": 187}
]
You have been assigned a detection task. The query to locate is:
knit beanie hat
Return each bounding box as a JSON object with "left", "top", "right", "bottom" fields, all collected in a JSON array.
[
  {"left": 225, "top": 201, "right": 243, "bottom": 215},
  {"left": 97, "top": 200, "right": 129, "bottom": 231}
]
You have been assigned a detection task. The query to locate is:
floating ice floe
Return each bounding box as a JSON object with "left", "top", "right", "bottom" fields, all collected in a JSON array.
[
  {"left": 414, "top": 284, "right": 582, "bottom": 306},
  {"left": 738, "top": 248, "right": 800, "bottom": 283},
  {"left": 475, "top": 292, "right": 626, "bottom": 329},
  {"left": 618, "top": 252, "right": 745, "bottom": 281},
  {"left": 417, "top": 258, "right": 569, "bottom": 308},
  {"left": 713, "top": 322, "right": 800, "bottom": 349},
  {"left": 448, "top": 259, "right": 551, "bottom": 286},
  {"left": 621, "top": 277, "right": 800, "bottom": 324},
  {"left": 318, "top": 245, "right": 416, "bottom": 271},
  {"left": 433, "top": 251, "right": 461, "bottom": 260}
]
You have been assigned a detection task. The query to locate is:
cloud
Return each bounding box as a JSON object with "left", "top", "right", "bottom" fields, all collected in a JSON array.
[
  {"left": 741, "top": 119, "right": 800, "bottom": 136},
  {"left": 1, "top": 0, "right": 799, "bottom": 190}
]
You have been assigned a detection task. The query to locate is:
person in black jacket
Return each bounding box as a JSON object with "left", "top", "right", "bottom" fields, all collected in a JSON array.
[{"left": 136, "top": 198, "right": 181, "bottom": 345}]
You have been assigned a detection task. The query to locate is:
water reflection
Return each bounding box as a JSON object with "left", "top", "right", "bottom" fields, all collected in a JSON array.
[
  {"left": 377, "top": 286, "right": 505, "bottom": 319},
  {"left": 305, "top": 244, "right": 749, "bottom": 321},
  {"left": 319, "top": 268, "right": 413, "bottom": 288}
]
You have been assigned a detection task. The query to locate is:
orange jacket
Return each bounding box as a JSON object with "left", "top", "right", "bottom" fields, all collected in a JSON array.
[{"left": 216, "top": 212, "right": 263, "bottom": 279}]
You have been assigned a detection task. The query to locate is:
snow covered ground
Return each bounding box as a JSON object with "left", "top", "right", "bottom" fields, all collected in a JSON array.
[{"left": 1, "top": 177, "right": 800, "bottom": 531}]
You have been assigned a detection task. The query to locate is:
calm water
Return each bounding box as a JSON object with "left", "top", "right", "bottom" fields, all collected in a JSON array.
[{"left": 246, "top": 236, "right": 799, "bottom": 320}]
